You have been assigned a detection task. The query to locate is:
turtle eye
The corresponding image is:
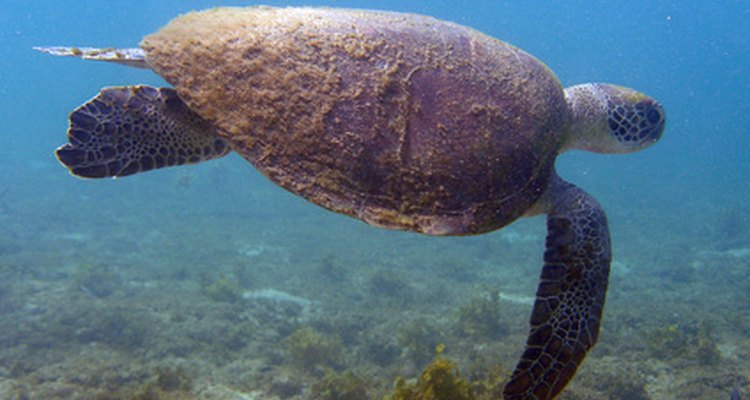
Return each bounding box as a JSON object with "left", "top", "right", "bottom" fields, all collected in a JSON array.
[
  {"left": 641, "top": 102, "right": 665, "bottom": 141},
  {"left": 646, "top": 106, "right": 662, "bottom": 125}
]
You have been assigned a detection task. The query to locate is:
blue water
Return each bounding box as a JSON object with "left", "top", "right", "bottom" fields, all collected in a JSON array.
[{"left": 1, "top": 1, "right": 748, "bottom": 399}]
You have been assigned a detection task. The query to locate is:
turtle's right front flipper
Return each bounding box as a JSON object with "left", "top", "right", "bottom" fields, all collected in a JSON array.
[
  {"left": 56, "top": 86, "right": 231, "bottom": 178},
  {"left": 504, "top": 175, "right": 611, "bottom": 400}
]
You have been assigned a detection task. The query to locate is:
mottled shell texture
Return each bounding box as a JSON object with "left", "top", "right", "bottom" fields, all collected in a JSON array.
[{"left": 141, "top": 7, "right": 566, "bottom": 235}]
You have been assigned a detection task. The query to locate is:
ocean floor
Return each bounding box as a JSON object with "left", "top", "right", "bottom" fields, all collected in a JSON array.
[{"left": 0, "top": 168, "right": 748, "bottom": 400}]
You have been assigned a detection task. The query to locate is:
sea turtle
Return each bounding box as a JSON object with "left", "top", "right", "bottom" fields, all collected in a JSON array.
[{"left": 37, "top": 6, "right": 665, "bottom": 399}]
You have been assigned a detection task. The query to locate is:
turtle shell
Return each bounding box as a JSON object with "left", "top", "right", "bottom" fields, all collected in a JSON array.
[{"left": 141, "top": 7, "right": 566, "bottom": 235}]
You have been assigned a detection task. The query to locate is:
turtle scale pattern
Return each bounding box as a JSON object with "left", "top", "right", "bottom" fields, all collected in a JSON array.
[
  {"left": 56, "top": 85, "right": 230, "bottom": 178},
  {"left": 504, "top": 177, "right": 611, "bottom": 399}
]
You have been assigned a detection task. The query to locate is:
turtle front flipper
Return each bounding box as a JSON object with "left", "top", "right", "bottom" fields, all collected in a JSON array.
[
  {"left": 504, "top": 175, "right": 611, "bottom": 400},
  {"left": 56, "top": 86, "right": 231, "bottom": 178}
]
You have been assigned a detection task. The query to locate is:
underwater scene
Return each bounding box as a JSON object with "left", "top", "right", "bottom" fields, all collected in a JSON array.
[{"left": 1, "top": 1, "right": 748, "bottom": 399}]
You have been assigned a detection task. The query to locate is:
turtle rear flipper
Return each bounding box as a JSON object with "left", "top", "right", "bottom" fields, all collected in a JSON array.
[
  {"left": 34, "top": 47, "right": 149, "bottom": 69},
  {"left": 504, "top": 175, "right": 611, "bottom": 399},
  {"left": 56, "top": 85, "right": 231, "bottom": 178}
]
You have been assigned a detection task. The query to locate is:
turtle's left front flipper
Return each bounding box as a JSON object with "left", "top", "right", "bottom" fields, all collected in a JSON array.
[
  {"left": 504, "top": 175, "right": 611, "bottom": 400},
  {"left": 56, "top": 86, "right": 231, "bottom": 178}
]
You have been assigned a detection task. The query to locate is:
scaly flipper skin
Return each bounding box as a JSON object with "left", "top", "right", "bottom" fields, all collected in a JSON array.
[
  {"left": 504, "top": 175, "right": 611, "bottom": 400},
  {"left": 56, "top": 86, "right": 231, "bottom": 178}
]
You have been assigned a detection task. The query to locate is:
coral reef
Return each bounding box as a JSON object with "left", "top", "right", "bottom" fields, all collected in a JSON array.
[
  {"left": 369, "top": 268, "right": 410, "bottom": 297},
  {"left": 285, "top": 327, "right": 342, "bottom": 369},
  {"left": 645, "top": 323, "right": 689, "bottom": 359},
  {"left": 583, "top": 361, "right": 649, "bottom": 400},
  {"left": 311, "top": 369, "right": 368, "bottom": 400},
  {"left": 153, "top": 365, "right": 193, "bottom": 392},
  {"left": 463, "top": 354, "right": 506, "bottom": 400},
  {"left": 130, "top": 365, "right": 194, "bottom": 399},
  {"left": 365, "top": 338, "right": 401, "bottom": 367},
  {"left": 199, "top": 272, "right": 244, "bottom": 303},
  {"left": 79, "top": 309, "right": 149, "bottom": 349},
  {"left": 397, "top": 319, "right": 445, "bottom": 366},
  {"left": 316, "top": 253, "right": 348, "bottom": 282},
  {"left": 454, "top": 289, "right": 506, "bottom": 340},
  {"left": 73, "top": 262, "right": 120, "bottom": 298},
  {"left": 693, "top": 321, "right": 721, "bottom": 365},
  {"left": 645, "top": 320, "right": 720, "bottom": 364}
]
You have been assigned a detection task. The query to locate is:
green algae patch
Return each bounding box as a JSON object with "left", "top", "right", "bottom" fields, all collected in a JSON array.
[
  {"left": 200, "top": 272, "right": 244, "bottom": 303},
  {"left": 312, "top": 369, "right": 369, "bottom": 400},
  {"left": 286, "top": 326, "right": 342, "bottom": 369},
  {"left": 385, "top": 344, "right": 475, "bottom": 400},
  {"left": 396, "top": 319, "right": 445, "bottom": 366},
  {"left": 645, "top": 320, "right": 720, "bottom": 364},
  {"left": 454, "top": 289, "right": 506, "bottom": 340}
]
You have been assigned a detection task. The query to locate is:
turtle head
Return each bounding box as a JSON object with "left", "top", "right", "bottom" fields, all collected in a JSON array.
[{"left": 562, "top": 83, "right": 665, "bottom": 154}]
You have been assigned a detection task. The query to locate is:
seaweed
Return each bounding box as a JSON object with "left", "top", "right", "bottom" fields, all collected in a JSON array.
[
  {"left": 285, "top": 326, "right": 342, "bottom": 369},
  {"left": 589, "top": 364, "right": 649, "bottom": 400},
  {"left": 73, "top": 262, "right": 120, "bottom": 298},
  {"left": 385, "top": 344, "right": 475, "bottom": 400},
  {"left": 694, "top": 321, "right": 720, "bottom": 365},
  {"left": 311, "top": 369, "right": 369, "bottom": 400},
  {"left": 454, "top": 288, "right": 506, "bottom": 340},
  {"left": 129, "top": 365, "right": 194, "bottom": 400},
  {"left": 369, "top": 268, "right": 410, "bottom": 297},
  {"left": 645, "top": 323, "right": 689, "bottom": 359},
  {"left": 75, "top": 308, "right": 149, "bottom": 350},
  {"left": 365, "top": 338, "right": 401, "bottom": 367},
  {"left": 645, "top": 320, "right": 720, "bottom": 364},
  {"left": 317, "top": 253, "right": 348, "bottom": 282},
  {"left": 153, "top": 365, "right": 193, "bottom": 392},
  {"left": 397, "top": 319, "right": 445, "bottom": 366},
  {"left": 463, "top": 355, "right": 506, "bottom": 399},
  {"left": 199, "top": 272, "right": 244, "bottom": 303}
]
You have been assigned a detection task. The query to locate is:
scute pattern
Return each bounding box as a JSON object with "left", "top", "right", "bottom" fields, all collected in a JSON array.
[
  {"left": 56, "top": 86, "right": 231, "bottom": 178},
  {"left": 504, "top": 176, "right": 611, "bottom": 400},
  {"left": 606, "top": 94, "right": 665, "bottom": 145},
  {"left": 141, "top": 7, "right": 565, "bottom": 235}
]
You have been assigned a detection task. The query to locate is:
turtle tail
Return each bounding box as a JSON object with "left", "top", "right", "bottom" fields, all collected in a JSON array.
[{"left": 56, "top": 85, "right": 231, "bottom": 178}]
